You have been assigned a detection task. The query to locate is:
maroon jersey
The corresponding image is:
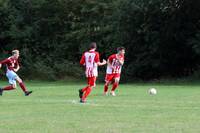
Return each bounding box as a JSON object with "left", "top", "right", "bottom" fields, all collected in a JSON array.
[{"left": 0, "top": 57, "right": 19, "bottom": 71}]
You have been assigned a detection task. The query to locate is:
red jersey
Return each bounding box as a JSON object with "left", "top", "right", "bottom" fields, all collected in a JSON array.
[
  {"left": 106, "top": 54, "right": 124, "bottom": 74},
  {"left": 80, "top": 49, "right": 100, "bottom": 77},
  {"left": 0, "top": 57, "right": 19, "bottom": 71}
]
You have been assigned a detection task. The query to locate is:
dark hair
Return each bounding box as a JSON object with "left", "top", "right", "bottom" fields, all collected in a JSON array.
[
  {"left": 89, "top": 42, "right": 97, "bottom": 49},
  {"left": 117, "top": 47, "right": 125, "bottom": 52}
]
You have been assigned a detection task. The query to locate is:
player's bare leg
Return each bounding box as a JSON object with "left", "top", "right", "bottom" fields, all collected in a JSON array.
[
  {"left": 110, "top": 78, "right": 120, "bottom": 96},
  {"left": 16, "top": 76, "right": 32, "bottom": 96}
]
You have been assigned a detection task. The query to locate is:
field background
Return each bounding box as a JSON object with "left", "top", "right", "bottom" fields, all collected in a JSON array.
[
  {"left": 0, "top": 81, "right": 200, "bottom": 133},
  {"left": 1, "top": 0, "right": 200, "bottom": 132}
]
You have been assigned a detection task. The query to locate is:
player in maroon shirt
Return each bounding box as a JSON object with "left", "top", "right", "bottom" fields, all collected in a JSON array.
[{"left": 0, "top": 50, "right": 32, "bottom": 96}]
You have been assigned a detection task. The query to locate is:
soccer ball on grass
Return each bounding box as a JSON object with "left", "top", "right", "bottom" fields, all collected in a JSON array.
[{"left": 148, "top": 88, "right": 157, "bottom": 95}]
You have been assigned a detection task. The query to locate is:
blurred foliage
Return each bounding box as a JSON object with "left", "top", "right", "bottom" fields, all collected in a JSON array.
[{"left": 0, "top": 0, "right": 199, "bottom": 81}]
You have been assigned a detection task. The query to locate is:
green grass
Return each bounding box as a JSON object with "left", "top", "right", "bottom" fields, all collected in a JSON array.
[{"left": 0, "top": 81, "right": 200, "bottom": 133}]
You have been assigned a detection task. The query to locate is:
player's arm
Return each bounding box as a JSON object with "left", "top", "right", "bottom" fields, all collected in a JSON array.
[
  {"left": 0, "top": 58, "right": 9, "bottom": 69},
  {"left": 107, "top": 59, "right": 114, "bottom": 69},
  {"left": 13, "top": 66, "right": 20, "bottom": 72},
  {"left": 95, "top": 52, "right": 106, "bottom": 66},
  {"left": 117, "top": 59, "right": 124, "bottom": 65},
  {"left": 107, "top": 55, "right": 115, "bottom": 69},
  {"left": 80, "top": 54, "right": 85, "bottom": 66},
  {"left": 97, "top": 59, "right": 106, "bottom": 66},
  {"left": 116, "top": 55, "right": 124, "bottom": 65},
  {"left": 13, "top": 63, "right": 20, "bottom": 72}
]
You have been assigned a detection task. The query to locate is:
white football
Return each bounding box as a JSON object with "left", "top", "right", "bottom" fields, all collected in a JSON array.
[{"left": 148, "top": 88, "right": 157, "bottom": 95}]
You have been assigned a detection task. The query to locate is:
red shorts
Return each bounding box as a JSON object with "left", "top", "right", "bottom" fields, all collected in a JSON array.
[
  {"left": 105, "top": 73, "right": 120, "bottom": 82},
  {"left": 87, "top": 77, "right": 97, "bottom": 86}
]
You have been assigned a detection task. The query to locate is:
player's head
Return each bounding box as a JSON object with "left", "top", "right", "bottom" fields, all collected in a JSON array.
[
  {"left": 117, "top": 47, "right": 125, "bottom": 56},
  {"left": 89, "top": 42, "right": 97, "bottom": 50},
  {"left": 12, "top": 49, "right": 19, "bottom": 59}
]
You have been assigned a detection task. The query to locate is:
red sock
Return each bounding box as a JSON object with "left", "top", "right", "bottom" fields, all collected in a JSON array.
[
  {"left": 82, "top": 86, "right": 88, "bottom": 93},
  {"left": 111, "top": 83, "right": 118, "bottom": 91},
  {"left": 104, "top": 84, "right": 108, "bottom": 92},
  {"left": 82, "top": 87, "right": 92, "bottom": 101},
  {"left": 3, "top": 85, "right": 15, "bottom": 91},
  {"left": 19, "top": 82, "right": 27, "bottom": 92}
]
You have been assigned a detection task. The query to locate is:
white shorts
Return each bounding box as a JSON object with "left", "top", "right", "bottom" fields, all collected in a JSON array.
[{"left": 6, "top": 70, "right": 19, "bottom": 85}]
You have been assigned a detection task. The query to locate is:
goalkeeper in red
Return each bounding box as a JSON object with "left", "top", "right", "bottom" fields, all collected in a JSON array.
[
  {"left": 104, "top": 47, "right": 125, "bottom": 96},
  {"left": 79, "top": 42, "right": 106, "bottom": 103},
  {"left": 0, "top": 50, "right": 32, "bottom": 96}
]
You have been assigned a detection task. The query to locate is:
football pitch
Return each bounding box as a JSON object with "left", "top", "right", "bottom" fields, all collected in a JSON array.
[{"left": 0, "top": 81, "right": 200, "bottom": 133}]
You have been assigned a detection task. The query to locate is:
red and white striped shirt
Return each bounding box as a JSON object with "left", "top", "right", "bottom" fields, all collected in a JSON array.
[
  {"left": 106, "top": 54, "right": 124, "bottom": 74},
  {"left": 80, "top": 49, "right": 100, "bottom": 77}
]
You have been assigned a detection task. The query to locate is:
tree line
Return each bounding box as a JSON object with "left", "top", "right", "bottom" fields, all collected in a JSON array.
[{"left": 0, "top": 0, "right": 200, "bottom": 81}]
